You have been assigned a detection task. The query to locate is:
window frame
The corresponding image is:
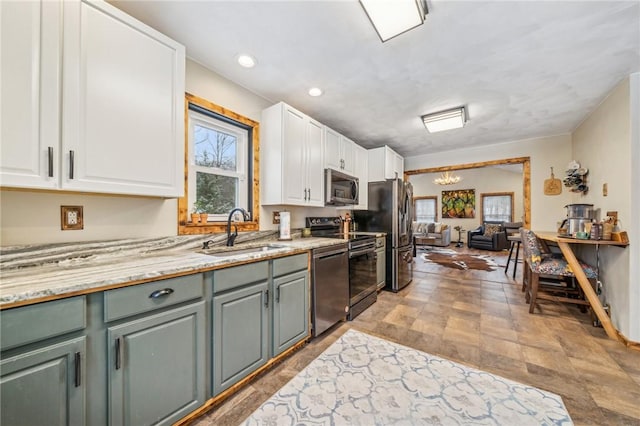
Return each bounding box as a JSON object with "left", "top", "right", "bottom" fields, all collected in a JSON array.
[
  {"left": 413, "top": 196, "right": 438, "bottom": 223},
  {"left": 188, "top": 109, "right": 249, "bottom": 222},
  {"left": 178, "top": 93, "right": 260, "bottom": 235},
  {"left": 480, "top": 192, "right": 514, "bottom": 223}
]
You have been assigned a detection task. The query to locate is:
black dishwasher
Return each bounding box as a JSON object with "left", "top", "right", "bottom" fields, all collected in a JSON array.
[{"left": 311, "top": 243, "right": 349, "bottom": 336}]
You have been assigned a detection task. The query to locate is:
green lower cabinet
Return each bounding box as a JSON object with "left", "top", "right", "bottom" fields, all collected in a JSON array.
[
  {"left": 272, "top": 270, "right": 309, "bottom": 357},
  {"left": 212, "top": 281, "right": 269, "bottom": 395},
  {"left": 107, "top": 301, "right": 205, "bottom": 426},
  {"left": 1, "top": 336, "right": 86, "bottom": 426}
]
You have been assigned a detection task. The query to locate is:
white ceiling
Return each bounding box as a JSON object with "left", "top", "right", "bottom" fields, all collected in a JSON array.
[{"left": 110, "top": 0, "right": 640, "bottom": 158}]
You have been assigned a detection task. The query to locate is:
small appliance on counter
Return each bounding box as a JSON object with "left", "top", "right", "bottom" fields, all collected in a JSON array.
[{"left": 559, "top": 203, "right": 594, "bottom": 237}]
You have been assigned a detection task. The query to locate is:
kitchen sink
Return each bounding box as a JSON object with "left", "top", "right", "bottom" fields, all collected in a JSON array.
[{"left": 200, "top": 243, "right": 288, "bottom": 258}]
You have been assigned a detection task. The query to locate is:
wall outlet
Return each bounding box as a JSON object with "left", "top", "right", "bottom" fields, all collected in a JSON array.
[
  {"left": 273, "top": 211, "right": 280, "bottom": 224},
  {"left": 61, "top": 206, "right": 84, "bottom": 230}
]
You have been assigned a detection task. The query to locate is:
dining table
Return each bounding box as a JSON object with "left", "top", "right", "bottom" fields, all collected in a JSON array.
[{"left": 534, "top": 231, "right": 630, "bottom": 342}]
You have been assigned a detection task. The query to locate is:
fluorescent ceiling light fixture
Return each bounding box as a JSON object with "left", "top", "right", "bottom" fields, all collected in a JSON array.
[
  {"left": 308, "top": 87, "right": 323, "bottom": 97},
  {"left": 422, "top": 106, "right": 466, "bottom": 133},
  {"left": 360, "top": 0, "right": 427, "bottom": 42},
  {"left": 433, "top": 171, "right": 462, "bottom": 185},
  {"left": 237, "top": 54, "right": 256, "bottom": 68}
]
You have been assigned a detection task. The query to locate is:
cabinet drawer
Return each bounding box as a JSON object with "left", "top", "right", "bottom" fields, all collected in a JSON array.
[
  {"left": 1, "top": 296, "right": 86, "bottom": 351},
  {"left": 213, "top": 261, "right": 268, "bottom": 294},
  {"left": 273, "top": 253, "right": 308, "bottom": 278},
  {"left": 104, "top": 274, "right": 203, "bottom": 322}
]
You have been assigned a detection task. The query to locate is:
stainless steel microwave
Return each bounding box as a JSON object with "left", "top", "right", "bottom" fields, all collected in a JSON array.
[{"left": 325, "top": 169, "right": 359, "bottom": 206}]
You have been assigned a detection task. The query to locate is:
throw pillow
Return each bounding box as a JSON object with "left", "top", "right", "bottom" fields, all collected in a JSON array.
[
  {"left": 483, "top": 223, "right": 502, "bottom": 237},
  {"left": 441, "top": 224, "right": 448, "bottom": 231},
  {"left": 427, "top": 223, "right": 435, "bottom": 233},
  {"left": 434, "top": 223, "right": 442, "bottom": 233}
]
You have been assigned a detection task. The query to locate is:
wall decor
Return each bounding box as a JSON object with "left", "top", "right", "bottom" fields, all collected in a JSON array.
[
  {"left": 563, "top": 160, "right": 589, "bottom": 194},
  {"left": 442, "top": 189, "right": 475, "bottom": 218}
]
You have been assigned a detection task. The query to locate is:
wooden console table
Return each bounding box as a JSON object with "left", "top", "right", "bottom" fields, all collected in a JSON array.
[{"left": 535, "top": 231, "right": 629, "bottom": 341}]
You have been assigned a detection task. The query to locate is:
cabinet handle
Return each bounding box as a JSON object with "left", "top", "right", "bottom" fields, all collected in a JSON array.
[
  {"left": 74, "top": 352, "right": 81, "bottom": 387},
  {"left": 149, "top": 288, "right": 174, "bottom": 298},
  {"left": 115, "top": 337, "right": 122, "bottom": 370},
  {"left": 307, "top": 188, "right": 311, "bottom": 201},
  {"left": 69, "top": 150, "right": 75, "bottom": 179},
  {"left": 48, "top": 147, "right": 54, "bottom": 177},
  {"left": 276, "top": 286, "right": 280, "bottom": 303},
  {"left": 265, "top": 289, "right": 269, "bottom": 308}
]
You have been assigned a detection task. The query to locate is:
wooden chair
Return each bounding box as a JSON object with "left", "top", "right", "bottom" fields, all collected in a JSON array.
[{"left": 520, "top": 229, "right": 596, "bottom": 314}]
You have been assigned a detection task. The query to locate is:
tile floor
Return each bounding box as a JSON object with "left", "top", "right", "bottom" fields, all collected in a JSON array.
[{"left": 195, "top": 247, "right": 640, "bottom": 426}]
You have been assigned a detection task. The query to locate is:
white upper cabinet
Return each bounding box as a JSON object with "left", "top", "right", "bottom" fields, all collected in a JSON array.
[
  {"left": 324, "top": 127, "right": 355, "bottom": 176},
  {"left": 0, "top": 1, "right": 61, "bottom": 189},
  {"left": 261, "top": 102, "right": 324, "bottom": 207},
  {"left": 0, "top": 0, "right": 185, "bottom": 198},
  {"left": 353, "top": 144, "right": 369, "bottom": 210},
  {"left": 368, "top": 145, "right": 404, "bottom": 182}
]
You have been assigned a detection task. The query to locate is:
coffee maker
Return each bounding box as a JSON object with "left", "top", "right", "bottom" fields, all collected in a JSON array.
[{"left": 559, "top": 203, "right": 594, "bottom": 236}]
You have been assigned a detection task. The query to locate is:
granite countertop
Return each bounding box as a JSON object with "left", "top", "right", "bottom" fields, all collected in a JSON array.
[{"left": 0, "top": 231, "right": 345, "bottom": 308}]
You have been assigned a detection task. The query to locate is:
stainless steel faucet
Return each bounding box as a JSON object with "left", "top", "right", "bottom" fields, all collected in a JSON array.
[{"left": 226, "top": 208, "right": 250, "bottom": 246}]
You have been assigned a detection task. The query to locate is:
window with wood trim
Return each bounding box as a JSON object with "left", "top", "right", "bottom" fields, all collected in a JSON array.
[
  {"left": 414, "top": 196, "right": 438, "bottom": 222},
  {"left": 480, "top": 192, "right": 514, "bottom": 223},
  {"left": 178, "top": 93, "right": 259, "bottom": 235}
]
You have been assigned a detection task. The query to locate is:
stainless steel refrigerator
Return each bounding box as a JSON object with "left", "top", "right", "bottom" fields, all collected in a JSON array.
[{"left": 354, "top": 178, "right": 413, "bottom": 292}]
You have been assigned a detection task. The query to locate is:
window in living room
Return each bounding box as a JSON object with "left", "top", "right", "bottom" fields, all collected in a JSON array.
[
  {"left": 481, "top": 192, "right": 514, "bottom": 222},
  {"left": 414, "top": 196, "right": 437, "bottom": 222}
]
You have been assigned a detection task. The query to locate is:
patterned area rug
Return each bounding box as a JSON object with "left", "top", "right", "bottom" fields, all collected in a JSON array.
[
  {"left": 421, "top": 248, "right": 499, "bottom": 271},
  {"left": 240, "top": 329, "right": 573, "bottom": 425}
]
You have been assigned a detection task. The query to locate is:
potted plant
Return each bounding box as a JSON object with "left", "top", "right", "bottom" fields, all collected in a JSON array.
[
  {"left": 190, "top": 207, "right": 200, "bottom": 225},
  {"left": 193, "top": 201, "right": 208, "bottom": 225}
]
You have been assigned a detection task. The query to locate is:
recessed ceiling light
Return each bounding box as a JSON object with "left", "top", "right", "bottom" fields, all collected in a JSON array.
[
  {"left": 237, "top": 54, "right": 256, "bottom": 68},
  {"left": 308, "top": 87, "right": 323, "bottom": 97}
]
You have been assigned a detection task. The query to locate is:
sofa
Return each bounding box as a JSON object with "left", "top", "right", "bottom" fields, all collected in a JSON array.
[
  {"left": 467, "top": 221, "right": 510, "bottom": 251},
  {"left": 413, "top": 222, "right": 451, "bottom": 248}
]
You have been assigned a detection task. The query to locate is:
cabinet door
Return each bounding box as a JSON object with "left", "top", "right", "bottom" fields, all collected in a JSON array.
[
  {"left": 273, "top": 271, "right": 309, "bottom": 357},
  {"left": 61, "top": 0, "right": 185, "bottom": 197},
  {"left": 108, "top": 302, "right": 205, "bottom": 426},
  {"left": 1, "top": 337, "right": 86, "bottom": 426},
  {"left": 394, "top": 151, "right": 404, "bottom": 178},
  {"left": 306, "top": 118, "right": 325, "bottom": 206},
  {"left": 354, "top": 144, "right": 368, "bottom": 210},
  {"left": 282, "top": 106, "right": 307, "bottom": 204},
  {"left": 0, "top": 0, "right": 60, "bottom": 189},
  {"left": 340, "top": 137, "right": 356, "bottom": 175},
  {"left": 213, "top": 281, "right": 269, "bottom": 395},
  {"left": 324, "top": 127, "right": 342, "bottom": 171},
  {"left": 376, "top": 248, "right": 386, "bottom": 288}
]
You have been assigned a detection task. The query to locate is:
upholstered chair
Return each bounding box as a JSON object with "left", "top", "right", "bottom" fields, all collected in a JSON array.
[
  {"left": 520, "top": 228, "right": 596, "bottom": 314},
  {"left": 467, "top": 221, "right": 509, "bottom": 251}
]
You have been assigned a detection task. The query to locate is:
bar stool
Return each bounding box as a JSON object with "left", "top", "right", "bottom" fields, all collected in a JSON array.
[{"left": 503, "top": 222, "right": 523, "bottom": 279}]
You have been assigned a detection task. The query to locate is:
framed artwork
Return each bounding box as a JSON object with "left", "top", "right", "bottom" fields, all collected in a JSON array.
[{"left": 442, "top": 189, "right": 475, "bottom": 218}]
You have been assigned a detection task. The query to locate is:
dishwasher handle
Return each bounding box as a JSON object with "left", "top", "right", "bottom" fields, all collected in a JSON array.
[{"left": 313, "top": 247, "right": 348, "bottom": 260}]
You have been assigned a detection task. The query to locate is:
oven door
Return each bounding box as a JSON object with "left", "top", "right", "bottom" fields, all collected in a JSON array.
[{"left": 348, "top": 247, "right": 377, "bottom": 306}]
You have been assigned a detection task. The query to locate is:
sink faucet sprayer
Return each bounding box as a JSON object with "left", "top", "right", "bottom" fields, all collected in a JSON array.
[{"left": 226, "top": 208, "right": 250, "bottom": 246}]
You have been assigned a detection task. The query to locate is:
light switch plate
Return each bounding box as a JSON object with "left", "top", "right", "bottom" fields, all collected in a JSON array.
[{"left": 61, "top": 206, "right": 84, "bottom": 230}]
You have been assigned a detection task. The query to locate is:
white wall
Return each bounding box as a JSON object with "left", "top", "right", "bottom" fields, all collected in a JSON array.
[
  {"left": 571, "top": 75, "right": 638, "bottom": 341},
  {"left": 409, "top": 166, "right": 524, "bottom": 234},
  {"left": 405, "top": 134, "right": 574, "bottom": 231}
]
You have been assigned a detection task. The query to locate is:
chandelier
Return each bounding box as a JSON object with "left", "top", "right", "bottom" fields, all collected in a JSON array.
[{"left": 434, "top": 171, "right": 462, "bottom": 185}]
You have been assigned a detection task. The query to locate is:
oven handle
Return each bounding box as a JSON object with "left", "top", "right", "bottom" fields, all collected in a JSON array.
[{"left": 349, "top": 247, "right": 375, "bottom": 258}]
